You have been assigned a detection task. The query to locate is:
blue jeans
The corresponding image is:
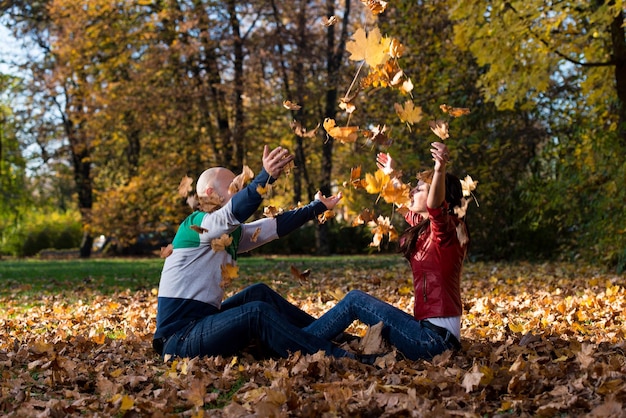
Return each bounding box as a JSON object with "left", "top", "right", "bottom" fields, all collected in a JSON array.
[
  {"left": 162, "top": 283, "right": 354, "bottom": 360},
  {"left": 303, "top": 290, "right": 459, "bottom": 361}
]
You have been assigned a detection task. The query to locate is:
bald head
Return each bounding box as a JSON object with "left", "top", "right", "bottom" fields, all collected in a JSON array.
[{"left": 196, "top": 167, "right": 236, "bottom": 202}]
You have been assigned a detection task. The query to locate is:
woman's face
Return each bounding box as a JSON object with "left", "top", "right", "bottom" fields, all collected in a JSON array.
[{"left": 408, "top": 180, "right": 429, "bottom": 214}]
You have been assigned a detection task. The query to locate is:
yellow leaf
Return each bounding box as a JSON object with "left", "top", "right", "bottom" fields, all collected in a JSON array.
[
  {"left": 120, "top": 395, "right": 134, "bottom": 412},
  {"left": 283, "top": 100, "right": 301, "bottom": 110},
  {"left": 323, "top": 118, "right": 359, "bottom": 144},
  {"left": 429, "top": 119, "right": 449, "bottom": 140},
  {"left": 211, "top": 234, "right": 233, "bottom": 252},
  {"left": 394, "top": 101, "right": 422, "bottom": 125},
  {"left": 364, "top": 169, "right": 389, "bottom": 195},
  {"left": 345, "top": 26, "right": 390, "bottom": 67},
  {"left": 508, "top": 322, "right": 525, "bottom": 333},
  {"left": 440, "top": 103, "right": 471, "bottom": 117},
  {"left": 221, "top": 263, "right": 239, "bottom": 287},
  {"left": 228, "top": 166, "right": 254, "bottom": 195},
  {"left": 257, "top": 183, "right": 273, "bottom": 198},
  {"left": 178, "top": 175, "right": 193, "bottom": 197}
]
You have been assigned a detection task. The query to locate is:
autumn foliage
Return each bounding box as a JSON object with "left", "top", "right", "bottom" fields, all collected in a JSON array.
[{"left": 1, "top": 259, "right": 625, "bottom": 416}]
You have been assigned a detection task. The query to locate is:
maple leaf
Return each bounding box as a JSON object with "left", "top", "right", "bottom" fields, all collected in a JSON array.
[
  {"left": 178, "top": 175, "right": 193, "bottom": 197},
  {"left": 190, "top": 225, "right": 208, "bottom": 234},
  {"left": 363, "top": 124, "right": 392, "bottom": 147},
  {"left": 429, "top": 119, "right": 450, "bottom": 140},
  {"left": 394, "top": 100, "right": 423, "bottom": 126},
  {"left": 460, "top": 175, "right": 479, "bottom": 197},
  {"left": 440, "top": 103, "right": 471, "bottom": 117},
  {"left": 388, "top": 38, "right": 405, "bottom": 59},
  {"left": 368, "top": 215, "right": 397, "bottom": 249},
  {"left": 198, "top": 190, "right": 224, "bottom": 213},
  {"left": 352, "top": 208, "right": 375, "bottom": 226},
  {"left": 323, "top": 118, "right": 359, "bottom": 144},
  {"left": 220, "top": 262, "right": 239, "bottom": 288},
  {"left": 347, "top": 166, "right": 367, "bottom": 190},
  {"left": 229, "top": 165, "right": 254, "bottom": 195},
  {"left": 317, "top": 210, "right": 335, "bottom": 224},
  {"left": 364, "top": 169, "right": 390, "bottom": 195},
  {"left": 263, "top": 205, "right": 284, "bottom": 217},
  {"left": 256, "top": 183, "right": 273, "bottom": 198},
  {"left": 381, "top": 176, "right": 410, "bottom": 207},
  {"left": 211, "top": 234, "right": 233, "bottom": 252},
  {"left": 345, "top": 27, "right": 390, "bottom": 68},
  {"left": 461, "top": 364, "right": 484, "bottom": 393},
  {"left": 360, "top": 0, "right": 388, "bottom": 15},
  {"left": 290, "top": 120, "right": 320, "bottom": 138},
  {"left": 360, "top": 321, "right": 385, "bottom": 354},
  {"left": 283, "top": 100, "right": 302, "bottom": 111}
]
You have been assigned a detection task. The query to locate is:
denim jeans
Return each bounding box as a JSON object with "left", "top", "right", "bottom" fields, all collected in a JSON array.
[
  {"left": 303, "top": 289, "right": 459, "bottom": 361},
  {"left": 161, "top": 283, "right": 354, "bottom": 360}
]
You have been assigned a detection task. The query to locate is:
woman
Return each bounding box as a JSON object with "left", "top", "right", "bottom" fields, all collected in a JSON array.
[{"left": 303, "top": 141, "right": 469, "bottom": 360}]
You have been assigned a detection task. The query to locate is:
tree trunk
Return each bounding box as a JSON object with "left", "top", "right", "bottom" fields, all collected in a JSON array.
[{"left": 610, "top": 10, "right": 626, "bottom": 147}]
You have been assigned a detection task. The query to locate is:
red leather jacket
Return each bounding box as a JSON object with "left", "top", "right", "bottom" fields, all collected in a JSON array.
[{"left": 403, "top": 203, "right": 467, "bottom": 320}]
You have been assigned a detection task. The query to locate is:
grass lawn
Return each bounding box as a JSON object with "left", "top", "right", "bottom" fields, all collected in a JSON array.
[{"left": 0, "top": 254, "right": 404, "bottom": 309}]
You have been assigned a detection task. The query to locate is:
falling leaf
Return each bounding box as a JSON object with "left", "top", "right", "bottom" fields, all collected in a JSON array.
[
  {"left": 440, "top": 104, "right": 471, "bottom": 117},
  {"left": 345, "top": 26, "right": 390, "bottom": 68},
  {"left": 290, "top": 265, "right": 311, "bottom": 281},
  {"left": 323, "top": 118, "right": 359, "bottom": 144},
  {"left": 190, "top": 225, "right": 208, "bottom": 234},
  {"left": 322, "top": 15, "right": 338, "bottom": 26},
  {"left": 348, "top": 166, "right": 367, "bottom": 190},
  {"left": 220, "top": 263, "right": 239, "bottom": 287},
  {"left": 364, "top": 169, "right": 390, "bottom": 195},
  {"left": 211, "top": 234, "right": 233, "bottom": 252},
  {"left": 198, "top": 190, "right": 224, "bottom": 213},
  {"left": 263, "top": 205, "right": 284, "bottom": 217},
  {"left": 394, "top": 101, "right": 423, "bottom": 126},
  {"left": 381, "top": 177, "right": 410, "bottom": 207},
  {"left": 290, "top": 120, "right": 320, "bottom": 138},
  {"left": 250, "top": 227, "right": 262, "bottom": 243},
  {"left": 339, "top": 98, "right": 357, "bottom": 114},
  {"left": 363, "top": 124, "right": 392, "bottom": 147},
  {"left": 400, "top": 78, "right": 414, "bottom": 95},
  {"left": 178, "top": 175, "right": 194, "bottom": 197},
  {"left": 388, "top": 38, "right": 405, "bottom": 59},
  {"left": 283, "top": 100, "right": 302, "bottom": 111},
  {"left": 460, "top": 175, "right": 479, "bottom": 197},
  {"left": 317, "top": 210, "right": 335, "bottom": 224},
  {"left": 428, "top": 119, "right": 450, "bottom": 140},
  {"left": 360, "top": 0, "right": 388, "bottom": 15},
  {"left": 229, "top": 166, "right": 255, "bottom": 195},
  {"left": 257, "top": 183, "right": 273, "bottom": 198},
  {"left": 352, "top": 208, "right": 375, "bottom": 226}
]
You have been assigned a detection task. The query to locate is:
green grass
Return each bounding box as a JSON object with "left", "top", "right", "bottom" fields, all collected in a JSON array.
[{"left": 0, "top": 254, "right": 404, "bottom": 306}]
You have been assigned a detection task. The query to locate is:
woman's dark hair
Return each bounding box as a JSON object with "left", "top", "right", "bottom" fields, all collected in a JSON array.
[{"left": 399, "top": 170, "right": 467, "bottom": 258}]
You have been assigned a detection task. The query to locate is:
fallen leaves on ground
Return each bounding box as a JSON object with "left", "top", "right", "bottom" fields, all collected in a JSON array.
[{"left": 1, "top": 260, "right": 625, "bottom": 416}]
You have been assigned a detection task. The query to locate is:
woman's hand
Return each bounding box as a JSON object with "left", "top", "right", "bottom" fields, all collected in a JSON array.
[
  {"left": 430, "top": 142, "right": 449, "bottom": 172},
  {"left": 262, "top": 145, "right": 294, "bottom": 179},
  {"left": 315, "top": 191, "right": 343, "bottom": 210},
  {"left": 376, "top": 152, "right": 396, "bottom": 175}
]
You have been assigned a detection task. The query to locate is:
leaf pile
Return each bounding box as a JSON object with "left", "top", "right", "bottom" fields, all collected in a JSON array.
[{"left": 1, "top": 260, "right": 625, "bottom": 417}]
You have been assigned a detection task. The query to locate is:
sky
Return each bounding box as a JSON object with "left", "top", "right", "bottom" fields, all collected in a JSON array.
[{"left": 0, "top": 24, "right": 26, "bottom": 76}]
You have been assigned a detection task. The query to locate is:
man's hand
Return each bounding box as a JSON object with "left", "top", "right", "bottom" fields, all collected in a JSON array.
[
  {"left": 315, "top": 191, "right": 343, "bottom": 210},
  {"left": 263, "top": 145, "right": 294, "bottom": 179}
]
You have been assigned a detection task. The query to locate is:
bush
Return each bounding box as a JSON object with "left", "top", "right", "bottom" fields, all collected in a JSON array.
[{"left": 0, "top": 210, "right": 82, "bottom": 257}]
